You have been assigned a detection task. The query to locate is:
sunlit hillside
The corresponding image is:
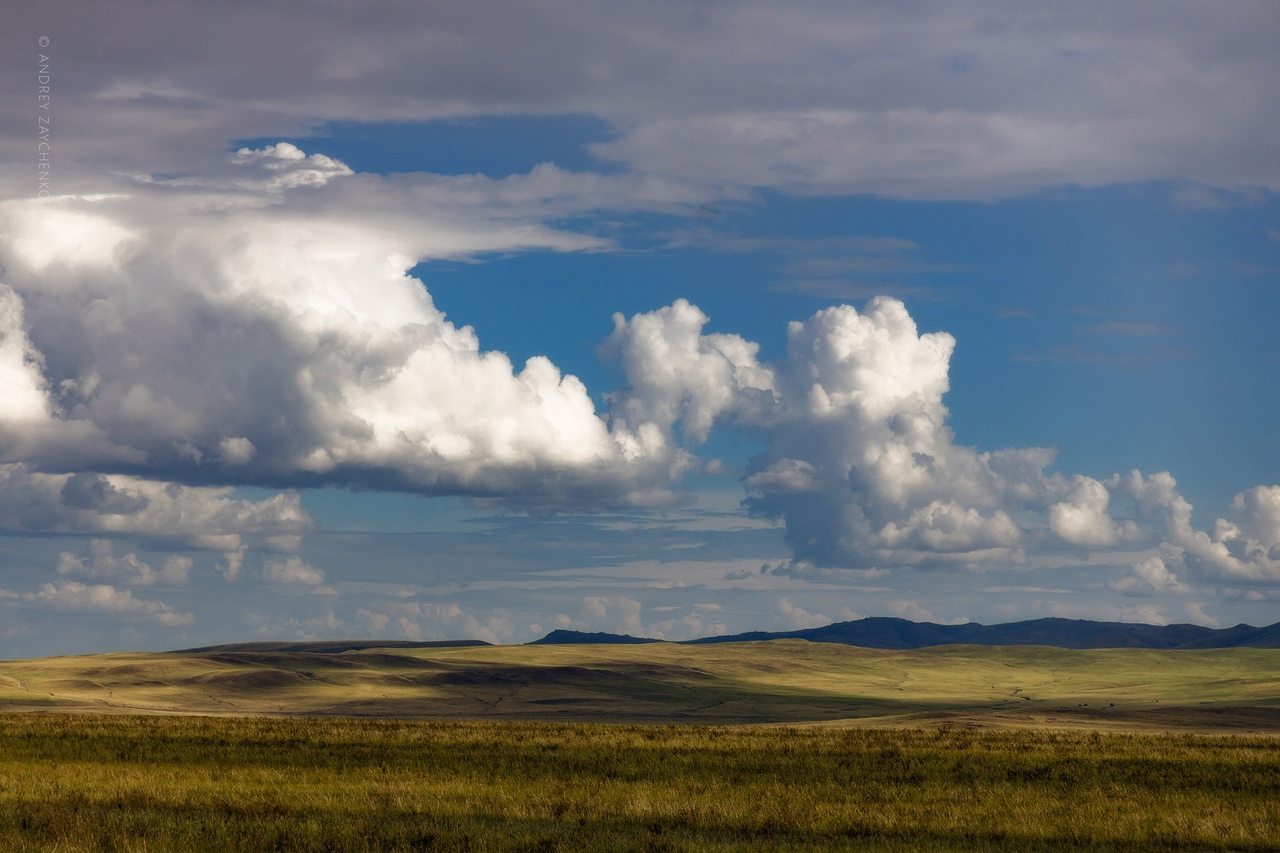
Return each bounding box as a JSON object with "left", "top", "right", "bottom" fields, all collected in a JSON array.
[{"left": 3, "top": 640, "right": 1279, "bottom": 732}]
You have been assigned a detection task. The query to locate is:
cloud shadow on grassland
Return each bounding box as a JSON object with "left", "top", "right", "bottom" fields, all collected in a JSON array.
[{"left": 1, "top": 641, "right": 1279, "bottom": 731}]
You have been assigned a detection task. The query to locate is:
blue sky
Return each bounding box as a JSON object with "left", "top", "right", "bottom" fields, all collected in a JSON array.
[{"left": 1, "top": 1, "right": 1278, "bottom": 656}]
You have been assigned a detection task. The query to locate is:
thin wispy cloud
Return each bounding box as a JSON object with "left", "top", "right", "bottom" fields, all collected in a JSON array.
[{"left": 1086, "top": 322, "right": 1177, "bottom": 337}]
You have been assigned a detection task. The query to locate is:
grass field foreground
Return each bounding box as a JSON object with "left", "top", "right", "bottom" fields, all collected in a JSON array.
[{"left": 0, "top": 714, "right": 1278, "bottom": 851}]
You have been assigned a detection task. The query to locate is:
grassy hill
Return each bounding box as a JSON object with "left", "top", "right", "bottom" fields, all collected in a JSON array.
[{"left": 3, "top": 640, "right": 1280, "bottom": 731}]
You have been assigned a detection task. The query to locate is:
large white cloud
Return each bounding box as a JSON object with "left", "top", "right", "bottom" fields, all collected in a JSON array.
[
  {"left": 600, "top": 298, "right": 777, "bottom": 445},
  {"left": 605, "top": 296, "right": 1280, "bottom": 592},
  {"left": 1165, "top": 484, "right": 1280, "bottom": 584},
  {"left": 608, "top": 296, "right": 1053, "bottom": 567},
  {"left": 0, "top": 285, "right": 51, "bottom": 423},
  {"left": 1049, "top": 476, "right": 1143, "bottom": 548},
  {"left": 0, "top": 151, "right": 719, "bottom": 508}
]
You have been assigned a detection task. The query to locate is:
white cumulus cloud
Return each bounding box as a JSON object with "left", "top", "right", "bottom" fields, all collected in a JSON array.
[
  {"left": 0, "top": 464, "right": 311, "bottom": 548},
  {"left": 1169, "top": 485, "right": 1280, "bottom": 584},
  {"left": 0, "top": 162, "right": 697, "bottom": 510},
  {"left": 1112, "top": 555, "right": 1191, "bottom": 595},
  {"left": 263, "top": 556, "right": 325, "bottom": 586},
  {"left": 56, "top": 539, "right": 192, "bottom": 587},
  {"left": 605, "top": 296, "right": 1280, "bottom": 594},
  {"left": 23, "top": 580, "right": 193, "bottom": 626},
  {"left": 608, "top": 296, "right": 1049, "bottom": 568}
]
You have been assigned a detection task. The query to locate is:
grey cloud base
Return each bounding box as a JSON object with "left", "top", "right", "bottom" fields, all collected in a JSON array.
[{"left": 4, "top": 2, "right": 1278, "bottom": 197}]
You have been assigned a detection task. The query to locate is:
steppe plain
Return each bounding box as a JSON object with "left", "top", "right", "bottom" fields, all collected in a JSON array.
[{"left": 1, "top": 640, "right": 1277, "bottom": 850}]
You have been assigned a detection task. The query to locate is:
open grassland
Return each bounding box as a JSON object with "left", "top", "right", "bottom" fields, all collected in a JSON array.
[
  {"left": 2, "top": 640, "right": 1279, "bottom": 730},
  {"left": 0, "top": 714, "right": 1278, "bottom": 851},
  {"left": 3, "top": 644, "right": 1278, "bottom": 850}
]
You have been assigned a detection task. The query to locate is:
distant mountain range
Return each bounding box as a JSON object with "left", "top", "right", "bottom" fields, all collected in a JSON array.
[{"left": 531, "top": 617, "right": 1280, "bottom": 650}]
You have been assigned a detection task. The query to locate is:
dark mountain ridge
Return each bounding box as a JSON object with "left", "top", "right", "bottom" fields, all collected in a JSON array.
[{"left": 531, "top": 617, "right": 1280, "bottom": 650}]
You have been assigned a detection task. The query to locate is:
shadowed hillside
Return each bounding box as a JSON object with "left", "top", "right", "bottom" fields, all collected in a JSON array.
[{"left": 3, "top": 640, "right": 1280, "bottom": 732}]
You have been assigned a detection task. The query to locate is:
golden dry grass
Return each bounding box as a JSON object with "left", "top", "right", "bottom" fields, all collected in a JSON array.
[
  {"left": 2, "top": 643, "right": 1278, "bottom": 849},
  {"left": 1, "top": 714, "right": 1278, "bottom": 851}
]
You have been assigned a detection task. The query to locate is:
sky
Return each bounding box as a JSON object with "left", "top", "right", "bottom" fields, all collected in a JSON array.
[{"left": 1, "top": 1, "right": 1278, "bottom": 657}]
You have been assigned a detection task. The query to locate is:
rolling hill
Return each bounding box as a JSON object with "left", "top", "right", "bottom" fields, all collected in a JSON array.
[{"left": 2, "top": 638, "right": 1279, "bottom": 732}]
